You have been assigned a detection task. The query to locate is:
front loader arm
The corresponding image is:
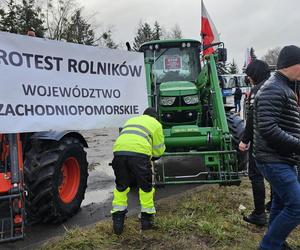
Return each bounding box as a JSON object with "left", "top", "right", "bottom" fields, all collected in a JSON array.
[
  {"left": 207, "top": 54, "right": 229, "bottom": 134},
  {"left": 196, "top": 55, "right": 229, "bottom": 134}
]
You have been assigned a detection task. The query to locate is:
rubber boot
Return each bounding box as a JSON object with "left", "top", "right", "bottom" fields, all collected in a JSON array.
[
  {"left": 141, "top": 212, "right": 155, "bottom": 230},
  {"left": 112, "top": 210, "right": 127, "bottom": 235}
]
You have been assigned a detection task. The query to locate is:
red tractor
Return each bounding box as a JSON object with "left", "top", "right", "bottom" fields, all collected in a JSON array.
[
  {"left": 0, "top": 29, "right": 89, "bottom": 243},
  {"left": 0, "top": 131, "right": 88, "bottom": 242}
]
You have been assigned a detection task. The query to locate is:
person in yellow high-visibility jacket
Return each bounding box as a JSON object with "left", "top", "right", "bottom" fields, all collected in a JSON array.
[{"left": 111, "top": 107, "right": 165, "bottom": 235}]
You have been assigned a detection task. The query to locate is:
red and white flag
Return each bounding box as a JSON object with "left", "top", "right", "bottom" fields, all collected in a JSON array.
[
  {"left": 201, "top": 0, "right": 220, "bottom": 56},
  {"left": 244, "top": 48, "right": 252, "bottom": 67}
]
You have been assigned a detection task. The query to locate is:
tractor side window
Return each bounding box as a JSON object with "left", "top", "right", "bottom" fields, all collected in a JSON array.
[{"left": 228, "top": 78, "right": 236, "bottom": 88}]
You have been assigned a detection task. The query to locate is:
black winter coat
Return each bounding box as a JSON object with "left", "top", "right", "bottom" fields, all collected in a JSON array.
[
  {"left": 253, "top": 72, "right": 300, "bottom": 165},
  {"left": 234, "top": 88, "right": 242, "bottom": 101},
  {"left": 241, "top": 81, "right": 264, "bottom": 144}
]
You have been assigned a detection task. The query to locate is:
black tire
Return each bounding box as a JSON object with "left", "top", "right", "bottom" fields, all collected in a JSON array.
[
  {"left": 24, "top": 137, "right": 88, "bottom": 224},
  {"left": 227, "top": 113, "right": 248, "bottom": 171}
]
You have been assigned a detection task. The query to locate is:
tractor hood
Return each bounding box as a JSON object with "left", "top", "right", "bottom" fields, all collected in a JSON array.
[{"left": 159, "top": 81, "right": 198, "bottom": 96}]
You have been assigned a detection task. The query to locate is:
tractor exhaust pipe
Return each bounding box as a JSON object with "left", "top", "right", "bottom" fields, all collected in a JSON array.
[{"left": 126, "top": 42, "right": 131, "bottom": 51}]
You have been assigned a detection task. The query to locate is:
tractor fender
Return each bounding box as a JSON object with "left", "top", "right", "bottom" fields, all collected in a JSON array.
[{"left": 31, "top": 131, "right": 88, "bottom": 148}]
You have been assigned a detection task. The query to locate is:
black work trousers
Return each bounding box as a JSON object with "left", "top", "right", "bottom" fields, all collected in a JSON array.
[
  {"left": 112, "top": 155, "right": 153, "bottom": 193},
  {"left": 249, "top": 150, "right": 266, "bottom": 214}
]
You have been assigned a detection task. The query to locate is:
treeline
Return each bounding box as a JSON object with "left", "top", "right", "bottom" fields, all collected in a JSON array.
[
  {"left": 0, "top": 0, "right": 183, "bottom": 50},
  {"left": 219, "top": 46, "right": 282, "bottom": 75}
]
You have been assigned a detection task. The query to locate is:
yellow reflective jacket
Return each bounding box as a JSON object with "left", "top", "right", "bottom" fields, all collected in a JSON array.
[{"left": 113, "top": 115, "right": 165, "bottom": 157}]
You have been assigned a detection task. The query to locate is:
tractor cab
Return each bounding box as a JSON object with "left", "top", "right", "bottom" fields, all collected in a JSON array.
[
  {"left": 140, "top": 39, "right": 201, "bottom": 84},
  {"left": 140, "top": 40, "right": 202, "bottom": 127}
]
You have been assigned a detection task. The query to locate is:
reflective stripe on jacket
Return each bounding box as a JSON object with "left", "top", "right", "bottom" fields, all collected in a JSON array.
[{"left": 113, "top": 115, "right": 165, "bottom": 157}]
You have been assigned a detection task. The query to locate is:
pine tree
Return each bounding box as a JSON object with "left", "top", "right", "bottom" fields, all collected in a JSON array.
[
  {"left": 0, "top": 0, "right": 20, "bottom": 33},
  {"left": 133, "top": 22, "right": 153, "bottom": 51},
  {"left": 152, "top": 21, "right": 162, "bottom": 40},
  {"left": 63, "top": 9, "right": 96, "bottom": 45},
  {"left": 0, "top": 8, "right": 4, "bottom": 30},
  {"left": 229, "top": 59, "right": 238, "bottom": 74},
  {"left": 250, "top": 47, "right": 257, "bottom": 61},
  {"left": 0, "top": 0, "right": 45, "bottom": 36},
  {"left": 18, "top": 0, "right": 45, "bottom": 37}
]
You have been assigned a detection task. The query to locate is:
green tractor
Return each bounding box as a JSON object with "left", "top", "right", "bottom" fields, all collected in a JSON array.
[{"left": 139, "top": 39, "right": 246, "bottom": 185}]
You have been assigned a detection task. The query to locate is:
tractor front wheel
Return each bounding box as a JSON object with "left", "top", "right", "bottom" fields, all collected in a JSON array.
[{"left": 24, "top": 137, "right": 88, "bottom": 223}]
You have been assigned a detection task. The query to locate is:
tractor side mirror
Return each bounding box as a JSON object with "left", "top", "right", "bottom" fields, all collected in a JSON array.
[{"left": 218, "top": 48, "right": 227, "bottom": 62}]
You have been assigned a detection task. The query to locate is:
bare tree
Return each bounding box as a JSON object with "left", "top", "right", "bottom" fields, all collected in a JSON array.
[
  {"left": 44, "top": 0, "right": 108, "bottom": 47},
  {"left": 45, "top": 0, "right": 77, "bottom": 40},
  {"left": 261, "top": 47, "right": 281, "bottom": 67},
  {"left": 161, "top": 23, "right": 183, "bottom": 39},
  {"left": 170, "top": 24, "right": 182, "bottom": 39}
]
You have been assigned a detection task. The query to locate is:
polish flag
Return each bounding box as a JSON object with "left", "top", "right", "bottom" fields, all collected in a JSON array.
[
  {"left": 245, "top": 48, "right": 252, "bottom": 67},
  {"left": 201, "top": 0, "right": 220, "bottom": 56}
]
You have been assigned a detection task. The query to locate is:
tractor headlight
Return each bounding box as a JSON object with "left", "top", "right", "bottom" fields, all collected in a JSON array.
[
  {"left": 183, "top": 95, "right": 199, "bottom": 105},
  {"left": 160, "top": 96, "right": 176, "bottom": 106}
]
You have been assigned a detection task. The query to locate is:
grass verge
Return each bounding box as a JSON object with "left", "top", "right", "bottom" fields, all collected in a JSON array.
[{"left": 41, "top": 179, "right": 300, "bottom": 250}]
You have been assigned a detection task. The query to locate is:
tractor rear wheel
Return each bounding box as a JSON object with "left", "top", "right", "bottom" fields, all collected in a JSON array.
[
  {"left": 24, "top": 137, "right": 88, "bottom": 223},
  {"left": 227, "top": 113, "right": 248, "bottom": 172}
]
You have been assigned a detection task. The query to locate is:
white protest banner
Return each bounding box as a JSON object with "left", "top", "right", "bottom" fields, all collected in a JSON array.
[{"left": 0, "top": 31, "right": 148, "bottom": 133}]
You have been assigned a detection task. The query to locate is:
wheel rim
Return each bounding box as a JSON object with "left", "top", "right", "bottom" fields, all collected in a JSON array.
[{"left": 58, "top": 157, "right": 80, "bottom": 204}]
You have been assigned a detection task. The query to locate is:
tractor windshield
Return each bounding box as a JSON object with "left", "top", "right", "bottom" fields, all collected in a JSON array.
[{"left": 144, "top": 47, "right": 200, "bottom": 84}]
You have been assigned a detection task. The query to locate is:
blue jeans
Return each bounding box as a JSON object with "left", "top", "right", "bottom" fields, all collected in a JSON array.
[
  {"left": 256, "top": 161, "right": 300, "bottom": 250},
  {"left": 234, "top": 99, "right": 241, "bottom": 112}
]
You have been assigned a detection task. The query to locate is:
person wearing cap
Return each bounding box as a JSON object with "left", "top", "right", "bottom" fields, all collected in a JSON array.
[
  {"left": 253, "top": 45, "right": 300, "bottom": 250},
  {"left": 27, "top": 27, "right": 36, "bottom": 37},
  {"left": 111, "top": 107, "right": 165, "bottom": 235},
  {"left": 239, "top": 60, "right": 271, "bottom": 226}
]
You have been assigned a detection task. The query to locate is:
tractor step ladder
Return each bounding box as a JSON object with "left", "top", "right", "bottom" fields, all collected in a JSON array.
[
  {"left": 0, "top": 134, "right": 25, "bottom": 243},
  {"left": 0, "top": 193, "right": 25, "bottom": 242}
]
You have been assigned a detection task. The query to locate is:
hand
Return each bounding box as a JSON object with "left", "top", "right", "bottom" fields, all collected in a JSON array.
[
  {"left": 239, "top": 141, "right": 250, "bottom": 152},
  {"left": 151, "top": 156, "right": 161, "bottom": 161}
]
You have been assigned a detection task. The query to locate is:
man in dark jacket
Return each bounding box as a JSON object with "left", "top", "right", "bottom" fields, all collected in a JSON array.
[
  {"left": 234, "top": 78, "right": 242, "bottom": 114},
  {"left": 254, "top": 45, "right": 300, "bottom": 250},
  {"left": 239, "top": 60, "right": 270, "bottom": 226}
]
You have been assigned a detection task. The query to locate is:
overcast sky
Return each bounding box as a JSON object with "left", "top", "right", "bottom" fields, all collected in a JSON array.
[{"left": 83, "top": 0, "right": 299, "bottom": 71}]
